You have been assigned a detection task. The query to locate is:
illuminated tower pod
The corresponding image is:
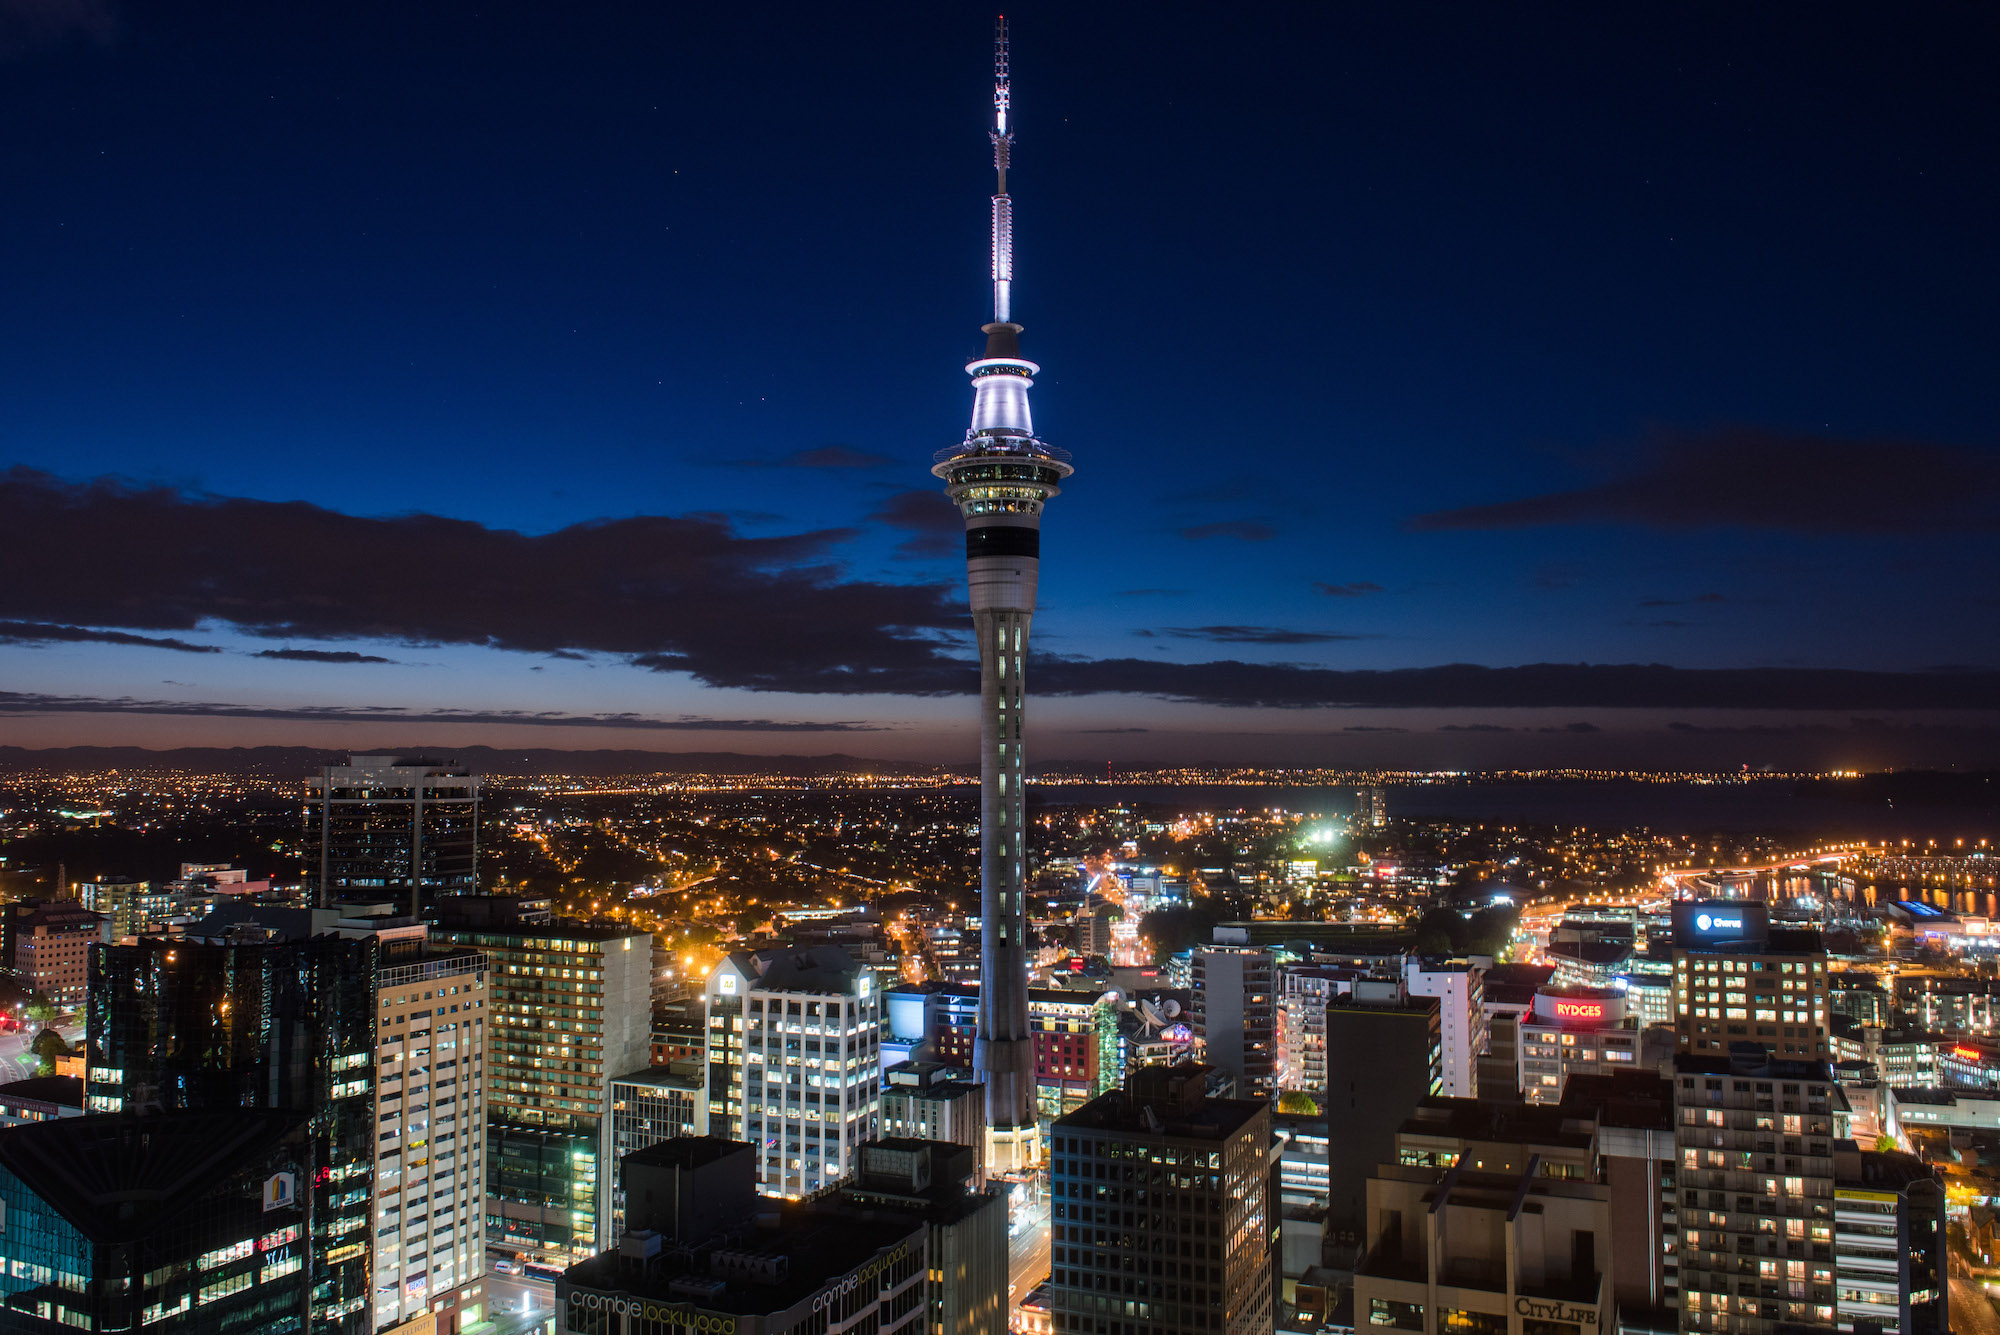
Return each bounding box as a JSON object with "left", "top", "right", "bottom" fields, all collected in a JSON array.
[{"left": 932, "top": 14, "right": 1072, "bottom": 1176}]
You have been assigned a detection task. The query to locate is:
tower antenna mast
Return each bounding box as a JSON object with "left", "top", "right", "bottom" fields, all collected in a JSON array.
[{"left": 990, "top": 14, "right": 1014, "bottom": 324}]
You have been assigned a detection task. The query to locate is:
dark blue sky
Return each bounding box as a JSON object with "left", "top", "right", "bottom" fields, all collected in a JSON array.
[{"left": 2, "top": 1, "right": 1996, "bottom": 768}]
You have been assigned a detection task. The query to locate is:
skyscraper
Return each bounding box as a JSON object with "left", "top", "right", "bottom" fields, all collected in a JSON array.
[
  {"left": 430, "top": 902, "right": 652, "bottom": 1264},
  {"left": 306, "top": 754, "right": 481, "bottom": 915},
  {"left": 932, "top": 14, "right": 1073, "bottom": 1178}
]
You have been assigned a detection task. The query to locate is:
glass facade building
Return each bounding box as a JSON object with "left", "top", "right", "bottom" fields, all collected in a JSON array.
[{"left": 306, "top": 755, "right": 480, "bottom": 915}]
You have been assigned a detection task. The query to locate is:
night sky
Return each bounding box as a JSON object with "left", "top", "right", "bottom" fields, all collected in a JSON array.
[{"left": 3, "top": 2, "right": 1996, "bottom": 769}]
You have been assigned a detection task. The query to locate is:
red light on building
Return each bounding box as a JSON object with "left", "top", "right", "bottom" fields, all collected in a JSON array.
[
  {"left": 1953, "top": 1045, "right": 1986, "bottom": 1062},
  {"left": 1554, "top": 999, "right": 1605, "bottom": 1023}
]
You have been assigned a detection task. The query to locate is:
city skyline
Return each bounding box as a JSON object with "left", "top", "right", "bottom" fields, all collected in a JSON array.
[{"left": 2, "top": 4, "right": 1996, "bottom": 770}]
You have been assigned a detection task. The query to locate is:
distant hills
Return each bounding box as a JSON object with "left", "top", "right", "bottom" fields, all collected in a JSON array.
[{"left": 0, "top": 745, "right": 948, "bottom": 779}]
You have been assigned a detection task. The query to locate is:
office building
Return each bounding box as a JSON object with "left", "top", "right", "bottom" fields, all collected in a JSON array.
[
  {"left": 1477, "top": 963, "right": 1554, "bottom": 1104},
  {"left": 0, "top": 1108, "right": 317, "bottom": 1333},
  {"left": 433, "top": 904, "right": 651, "bottom": 1264},
  {"left": 307, "top": 754, "right": 480, "bottom": 914},
  {"left": 1403, "top": 956, "right": 1485, "bottom": 1099},
  {"left": 882, "top": 1062, "right": 987, "bottom": 1183},
  {"left": 73, "top": 876, "right": 172, "bottom": 940},
  {"left": 1830, "top": 1142, "right": 1945, "bottom": 1335},
  {"left": 836, "top": 1138, "right": 1008, "bottom": 1335},
  {"left": 608, "top": 1064, "right": 709, "bottom": 1233},
  {"left": 1353, "top": 1103, "right": 1612, "bottom": 1334},
  {"left": 366, "top": 925, "right": 490, "bottom": 1332},
  {"left": 559, "top": 1138, "right": 928, "bottom": 1335},
  {"left": 8, "top": 903, "right": 108, "bottom": 1009},
  {"left": 1192, "top": 945, "right": 1277, "bottom": 1101},
  {"left": 86, "top": 929, "right": 379, "bottom": 1331},
  {"left": 1670, "top": 902, "right": 1830, "bottom": 1061},
  {"left": 1673, "top": 1051, "right": 1840, "bottom": 1333},
  {"left": 1047, "top": 1063, "right": 1277, "bottom": 1335},
  {"left": 1357, "top": 787, "right": 1388, "bottom": 829},
  {"left": 705, "top": 945, "right": 883, "bottom": 1198},
  {"left": 1321, "top": 982, "right": 1442, "bottom": 1264},
  {"left": 651, "top": 998, "right": 705, "bottom": 1066},
  {"left": 1278, "top": 967, "right": 1350, "bottom": 1092},
  {"left": 925, "top": 984, "right": 1120, "bottom": 1129}
]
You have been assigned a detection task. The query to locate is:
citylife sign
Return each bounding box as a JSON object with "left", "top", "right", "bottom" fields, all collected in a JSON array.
[
  {"left": 1515, "top": 1297, "right": 1598, "bottom": 1326},
  {"left": 566, "top": 1294, "right": 736, "bottom": 1333}
]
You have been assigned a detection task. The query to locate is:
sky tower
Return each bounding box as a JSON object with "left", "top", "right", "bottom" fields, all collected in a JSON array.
[{"left": 933, "top": 14, "right": 1072, "bottom": 1176}]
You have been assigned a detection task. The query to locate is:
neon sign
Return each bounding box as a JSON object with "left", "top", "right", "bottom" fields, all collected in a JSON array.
[{"left": 1553, "top": 1000, "right": 1606, "bottom": 1023}]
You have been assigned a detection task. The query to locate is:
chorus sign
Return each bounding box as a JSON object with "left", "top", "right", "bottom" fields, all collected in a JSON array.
[{"left": 1693, "top": 912, "right": 1742, "bottom": 933}]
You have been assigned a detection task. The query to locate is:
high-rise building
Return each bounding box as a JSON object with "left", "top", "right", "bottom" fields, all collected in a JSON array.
[
  {"left": 1403, "top": 956, "right": 1486, "bottom": 1100},
  {"left": 307, "top": 754, "right": 480, "bottom": 915},
  {"left": 1517, "top": 984, "right": 1652, "bottom": 1104},
  {"left": 1670, "top": 902, "right": 1830, "bottom": 1062},
  {"left": 365, "top": 925, "right": 490, "bottom": 1332},
  {"left": 1192, "top": 945, "right": 1277, "bottom": 1102},
  {"left": 882, "top": 1062, "right": 988, "bottom": 1183},
  {"left": 1352, "top": 1100, "right": 1614, "bottom": 1334},
  {"left": 432, "top": 904, "right": 652, "bottom": 1264},
  {"left": 85, "top": 929, "right": 380, "bottom": 1331},
  {"left": 1320, "top": 982, "right": 1442, "bottom": 1267},
  {"left": 8, "top": 902, "right": 108, "bottom": 1009},
  {"left": 607, "top": 1064, "right": 709, "bottom": 1234},
  {"left": 1046, "top": 1063, "right": 1277, "bottom": 1335},
  {"left": 922, "top": 984, "right": 1120, "bottom": 1126},
  {"left": 1830, "top": 1142, "right": 1946, "bottom": 1335},
  {"left": 0, "top": 1108, "right": 320, "bottom": 1333},
  {"left": 931, "top": 16, "right": 1073, "bottom": 1177},
  {"left": 1672, "top": 1051, "right": 1840, "bottom": 1333},
  {"left": 73, "top": 876, "right": 171, "bottom": 939},
  {"left": 1357, "top": 787, "right": 1388, "bottom": 829},
  {"left": 560, "top": 1138, "right": 929, "bottom": 1335},
  {"left": 836, "top": 1138, "right": 1009, "bottom": 1335},
  {"left": 1277, "top": 967, "right": 1345, "bottom": 1092},
  {"left": 704, "top": 945, "right": 883, "bottom": 1198}
]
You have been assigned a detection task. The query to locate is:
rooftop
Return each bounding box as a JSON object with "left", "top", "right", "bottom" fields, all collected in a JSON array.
[
  {"left": 565, "top": 1202, "right": 923, "bottom": 1318},
  {"left": 0, "top": 1108, "right": 307, "bottom": 1244},
  {"left": 0, "top": 1075, "right": 84, "bottom": 1108}
]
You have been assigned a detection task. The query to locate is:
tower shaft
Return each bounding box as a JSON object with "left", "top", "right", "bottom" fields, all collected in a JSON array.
[{"left": 933, "top": 15, "right": 1073, "bottom": 1176}]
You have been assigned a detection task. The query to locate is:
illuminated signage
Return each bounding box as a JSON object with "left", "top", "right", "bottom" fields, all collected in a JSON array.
[
  {"left": 1694, "top": 912, "right": 1743, "bottom": 933},
  {"left": 1553, "top": 1000, "right": 1606, "bottom": 1023},
  {"left": 262, "top": 1172, "right": 295, "bottom": 1212},
  {"left": 1953, "top": 1045, "right": 1988, "bottom": 1062},
  {"left": 1516, "top": 1297, "right": 1597, "bottom": 1326},
  {"left": 718, "top": 973, "right": 738, "bottom": 995},
  {"left": 857, "top": 972, "right": 873, "bottom": 997}
]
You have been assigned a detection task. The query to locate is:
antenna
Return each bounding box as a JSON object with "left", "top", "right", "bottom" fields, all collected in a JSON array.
[{"left": 989, "top": 14, "right": 1014, "bottom": 324}]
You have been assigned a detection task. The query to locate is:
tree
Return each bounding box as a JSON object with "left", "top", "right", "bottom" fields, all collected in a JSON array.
[
  {"left": 1137, "top": 905, "right": 1219, "bottom": 964},
  {"left": 1873, "top": 1134, "right": 1899, "bottom": 1155},
  {"left": 1276, "top": 1090, "right": 1321, "bottom": 1116},
  {"left": 22, "top": 993, "right": 56, "bottom": 1024},
  {"left": 30, "top": 1028, "right": 71, "bottom": 1077}
]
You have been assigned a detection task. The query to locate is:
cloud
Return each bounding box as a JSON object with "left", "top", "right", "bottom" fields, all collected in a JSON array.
[
  {"left": 1028, "top": 658, "right": 2000, "bottom": 710},
  {"left": 0, "top": 0, "right": 118, "bottom": 59},
  {"left": 1342, "top": 725, "right": 1409, "bottom": 733},
  {"left": 1410, "top": 427, "right": 2000, "bottom": 533},
  {"left": 726, "top": 446, "right": 893, "bottom": 470},
  {"left": 1313, "top": 581, "right": 1383, "bottom": 598},
  {"left": 0, "top": 468, "right": 966, "bottom": 695},
  {"left": 1160, "top": 626, "right": 1365, "bottom": 646},
  {"left": 254, "top": 648, "right": 396, "bottom": 664},
  {"left": 867, "top": 488, "right": 961, "bottom": 559},
  {"left": 0, "top": 621, "right": 221, "bottom": 654},
  {"left": 1180, "top": 521, "right": 1276, "bottom": 542},
  {"left": 1441, "top": 723, "right": 1513, "bottom": 732},
  {"left": 0, "top": 690, "right": 886, "bottom": 732},
  {"left": 1639, "top": 593, "right": 1726, "bottom": 608}
]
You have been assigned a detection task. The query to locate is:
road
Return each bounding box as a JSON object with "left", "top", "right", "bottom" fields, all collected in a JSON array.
[
  {"left": 478, "top": 1273, "right": 556, "bottom": 1335},
  {"left": 1951, "top": 1262, "right": 2000, "bottom": 1335},
  {"left": 1006, "top": 1197, "right": 1051, "bottom": 1320}
]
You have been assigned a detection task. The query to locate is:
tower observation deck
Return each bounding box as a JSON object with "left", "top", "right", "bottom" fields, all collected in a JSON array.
[{"left": 932, "top": 14, "right": 1071, "bottom": 1177}]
